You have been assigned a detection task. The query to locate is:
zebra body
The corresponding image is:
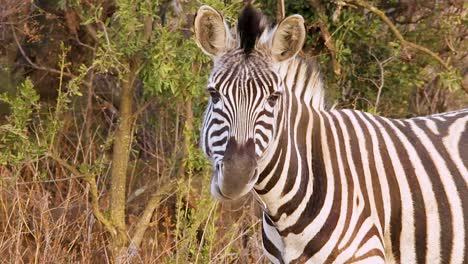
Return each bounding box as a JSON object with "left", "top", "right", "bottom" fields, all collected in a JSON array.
[
  {"left": 194, "top": 4, "right": 467, "bottom": 263},
  {"left": 258, "top": 107, "right": 467, "bottom": 263}
]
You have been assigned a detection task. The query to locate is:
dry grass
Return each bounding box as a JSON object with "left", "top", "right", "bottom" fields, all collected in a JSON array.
[{"left": 0, "top": 94, "right": 268, "bottom": 263}]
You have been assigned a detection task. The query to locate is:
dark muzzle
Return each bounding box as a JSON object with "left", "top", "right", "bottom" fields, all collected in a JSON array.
[{"left": 217, "top": 138, "right": 257, "bottom": 199}]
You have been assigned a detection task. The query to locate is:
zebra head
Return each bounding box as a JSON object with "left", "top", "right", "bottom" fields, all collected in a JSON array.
[{"left": 194, "top": 5, "right": 306, "bottom": 200}]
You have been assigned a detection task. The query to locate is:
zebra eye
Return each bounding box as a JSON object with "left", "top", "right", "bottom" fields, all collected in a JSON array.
[
  {"left": 208, "top": 88, "right": 221, "bottom": 103},
  {"left": 267, "top": 92, "right": 281, "bottom": 106}
]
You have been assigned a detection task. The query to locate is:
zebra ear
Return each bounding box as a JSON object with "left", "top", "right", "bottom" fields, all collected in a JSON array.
[
  {"left": 270, "top": 15, "right": 306, "bottom": 62},
  {"left": 194, "top": 6, "right": 232, "bottom": 57}
]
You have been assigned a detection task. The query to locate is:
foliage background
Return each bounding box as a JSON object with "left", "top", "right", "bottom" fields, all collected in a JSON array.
[{"left": 0, "top": 0, "right": 466, "bottom": 263}]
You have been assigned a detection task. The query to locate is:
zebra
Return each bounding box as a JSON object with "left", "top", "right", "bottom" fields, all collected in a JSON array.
[{"left": 194, "top": 4, "right": 467, "bottom": 264}]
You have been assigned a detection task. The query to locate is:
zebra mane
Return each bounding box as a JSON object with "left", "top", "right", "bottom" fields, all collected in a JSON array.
[
  {"left": 278, "top": 56, "right": 327, "bottom": 110},
  {"left": 237, "top": 4, "right": 267, "bottom": 55}
]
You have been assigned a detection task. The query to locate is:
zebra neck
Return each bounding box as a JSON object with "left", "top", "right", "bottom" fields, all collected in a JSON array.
[
  {"left": 276, "top": 56, "right": 325, "bottom": 111},
  {"left": 253, "top": 57, "right": 327, "bottom": 220},
  {"left": 255, "top": 102, "right": 329, "bottom": 230}
]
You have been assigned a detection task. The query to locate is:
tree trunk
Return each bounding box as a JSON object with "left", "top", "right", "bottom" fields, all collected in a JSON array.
[{"left": 110, "top": 61, "right": 137, "bottom": 260}]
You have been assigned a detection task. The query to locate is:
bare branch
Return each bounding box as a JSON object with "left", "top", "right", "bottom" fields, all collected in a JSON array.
[
  {"left": 98, "top": 21, "right": 111, "bottom": 51},
  {"left": 194, "top": 201, "right": 218, "bottom": 263},
  {"left": 46, "top": 152, "right": 117, "bottom": 236},
  {"left": 131, "top": 96, "right": 159, "bottom": 121},
  {"left": 11, "top": 25, "right": 76, "bottom": 79},
  {"left": 343, "top": 0, "right": 450, "bottom": 70},
  {"left": 129, "top": 180, "right": 176, "bottom": 250},
  {"left": 143, "top": 15, "right": 153, "bottom": 42},
  {"left": 84, "top": 171, "right": 118, "bottom": 237},
  {"left": 15, "top": 175, "right": 86, "bottom": 184},
  {"left": 309, "top": 0, "right": 341, "bottom": 75},
  {"left": 369, "top": 51, "right": 385, "bottom": 110}
]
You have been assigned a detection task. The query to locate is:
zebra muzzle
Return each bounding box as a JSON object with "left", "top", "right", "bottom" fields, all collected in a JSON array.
[{"left": 212, "top": 138, "right": 258, "bottom": 200}]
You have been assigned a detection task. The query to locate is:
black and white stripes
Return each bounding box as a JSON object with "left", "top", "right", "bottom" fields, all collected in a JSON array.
[
  {"left": 194, "top": 5, "right": 467, "bottom": 263},
  {"left": 200, "top": 51, "right": 281, "bottom": 160},
  {"left": 256, "top": 107, "right": 467, "bottom": 263}
]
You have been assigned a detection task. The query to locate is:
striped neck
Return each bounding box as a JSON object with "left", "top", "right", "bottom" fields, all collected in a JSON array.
[
  {"left": 276, "top": 56, "right": 325, "bottom": 110},
  {"left": 254, "top": 56, "right": 326, "bottom": 220}
]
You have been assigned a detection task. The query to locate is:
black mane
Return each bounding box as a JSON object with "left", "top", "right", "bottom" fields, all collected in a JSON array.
[{"left": 237, "top": 5, "right": 265, "bottom": 54}]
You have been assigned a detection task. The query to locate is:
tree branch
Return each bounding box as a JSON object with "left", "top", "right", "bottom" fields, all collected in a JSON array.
[
  {"left": 143, "top": 14, "right": 153, "bottom": 42},
  {"left": 11, "top": 25, "right": 76, "bottom": 79},
  {"left": 131, "top": 96, "right": 158, "bottom": 121},
  {"left": 84, "top": 171, "right": 118, "bottom": 236},
  {"left": 109, "top": 60, "right": 138, "bottom": 257},
  {"left": 46, "top": 152, "right": 117, "bottom": 236},
  {"left": 369, "top": 51, "right": 385, "bottom": 111},
  {"left": 129, "top": 180, "right": 176, "bottom": 250},
  {"left": 309, "top": 0, "right": 341, "bottom": 75},
  {"left": 343, "top": 0, "right": 450, "bottom": 70}
]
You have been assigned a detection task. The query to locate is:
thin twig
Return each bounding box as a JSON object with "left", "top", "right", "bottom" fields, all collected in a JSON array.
[
  {"left": 343, "top": 0, "right": 450, "bottom": 70},
  {"left": 14, "top": 175, "right": 86, "bottom": 184},
  {"left": 309, "top": 0, "right": 341, "bottom": 75},
  {"left": 208, "top": 219, "right": 261, "bottom": 263},
  {"left": 98, "top": 21, "right": 111, "bottom": 51},
  {"left": 131, "top": 96, "right": 158, "bottom": 121},
  {"left": 73, "top": 32, "right": 95, "bottom": 50},
  {"left": 10, "top": 25, "right": 76, "bottom": 78},
  {"left": 85, "top": 24, "right": 98, "bottom": 42},
  {"left": 194, "top": 201, "right": 218, "bottom": 263},
  {"left": 46, "top": 152, "right": 117, "bottom": 236},
  {"left": 369, "top": 51, "right": 385, "bottom": 110}
]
